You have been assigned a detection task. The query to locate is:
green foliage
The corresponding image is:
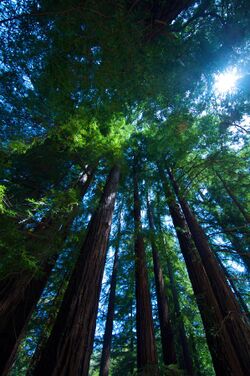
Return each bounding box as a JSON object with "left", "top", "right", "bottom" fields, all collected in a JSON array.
[
  {"left": 0, "top": 216, "right": 38, "bottom": 279},
  {"left": 1, "top": 0, "right": 250, "bottom": 375},
  {"left": 0, "top": 185, "right": 7, "bottom": 214}
]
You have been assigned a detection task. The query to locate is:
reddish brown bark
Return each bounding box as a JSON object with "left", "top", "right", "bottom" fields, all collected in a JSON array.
[
  {"left": 165, "top": 253, "right": 194, "bottom": 375},
  {"left": 159, "top": 167, "right": 244, "bottom": 375},
  {"left": 156, "top": 209, "right": 194, "bottom": 374},
  {"left": 0, "top": 260, "right": 56, "bottom": 376},
  {"left": 133, "top": 161, "right": 158, "bottom": 374},
  {"left": 146, "top": 195, "right": 176, "bottom": 366},
  {"left": 99, "top": 205, "right": 122, "bottom": 376},
  {"left": 167, "top": 167, "right": 250, "bottom": 374},
  {"left": 0, "top": 166, "right": 95, "bottom": 376},
  {"left": 33, "top": 165, "right": 120, "bottom": 376}
]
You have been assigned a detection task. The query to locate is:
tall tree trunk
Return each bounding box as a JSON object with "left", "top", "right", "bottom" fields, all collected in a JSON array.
[
  {"left": 165, "top": 255, "right": 194, "bottom": 375},
  {"left": 167, "top": 167, "right": 250, "bottom": 374},
  {"left": 0, "top": 260, "right": 56, "bottom": 376},
  {"left": 155, "top": 204, "right": 194, "bottom": 374},
  {"left": 159, "top": 166, "right": 244, "bottom": 375},
  {"left": 133, "top": 160, "right": 158, "bottom": 374},
  {"left": 0, "top": 167, "right": 95, "bottom": 376},
  {"left": 146, "top": 194, "right": 176, "bottom": 366},
  {"left": 33, "top": 165, "right": 120, "bottom": 376},
  {"left": 99, "top": 204, "right": 122, "bottom": 376}
]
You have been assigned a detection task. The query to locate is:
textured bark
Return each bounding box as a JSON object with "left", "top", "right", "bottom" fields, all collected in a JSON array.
[
  {"left": 159, "top": 167, "right": 244, "bottom": 375},
  {"left": 0, "top": 260, "right": 56, "bottom": 376},
  {"left": 133, "top": 161, "right": 158, "bottom": 374},
  {"left": 156, "top": 200, "right": 193, "bottom": 374},
  {"left": 167, "top": 168, "right": 250, "bottom": 374},
  {"left": 0, "top": 167, "right": 95, "bottom": 376},
  {"left": 33, "top": 165, "right": 120, "bottom": 376},
  {"left": 146, "top": 195, "right": 176, "bottom": 366},
  {"left": 99, "top": 206, "right": 122, "bottom": 376}
]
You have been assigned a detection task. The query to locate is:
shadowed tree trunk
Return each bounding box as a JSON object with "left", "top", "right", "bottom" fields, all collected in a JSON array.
[
  {"left": 33, "top": 165, "right": 120, "bottom": 376},
  {"left": 159, "top": 166, "right": 244, "bottom": 376},
  {"left": 155, "top": 202, "right": 194, "bottom": 374},
  {"left": 167, "top": 167, "right": 250, "bottom": 374},
  {"left": 165, "top": 253, "right": 194, "bottom": 375},
  {"left": 133, "top": 160, "right": 158, "bottom": 374},
  {"left": 0, "top": 259, "right": 56, "bottom": 376},
  {"left": 99, "top": 204, "right": 122, "bottom": 376},
  {"left": 146, "top": 194, "right": 176, "bottom": 366},
  {"left": 27, "top": 268, "right": 70, "bottom": 375},
  {"left": 0, "top": 166, "right": 95, "bottom": 376}
]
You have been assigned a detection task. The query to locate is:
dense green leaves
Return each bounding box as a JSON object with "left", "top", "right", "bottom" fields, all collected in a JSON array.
[{"left": 1, "top": 0, "right": 249, "bottom": 375}]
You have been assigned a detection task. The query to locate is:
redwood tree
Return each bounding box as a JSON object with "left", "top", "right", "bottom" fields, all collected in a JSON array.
[
  {"left": 156, "top": 208, "right": 194, "bottom": 374},
  {"left": 146, "top": 194, "right": 176, "bottom": 366},
  {"left": 0, "top": 167, "right": 95, "bottom": 376},
  {"left": 133, "top": 160, "right": 158, "bottom": 374},
  {"left": 159, "top": 166, "right": 244, "bottom": 375},
  {"left": 164, "top": 249, "right": 194, "bottom": 375},
  {"left": 99, "top": 204, "right": 122, "bottom": 376},
  {"left": 167, "top": 167, "right": 250, "bottom": 374},
  {"left": 33, "top": 165, "right": 120, "bottom": 376}
]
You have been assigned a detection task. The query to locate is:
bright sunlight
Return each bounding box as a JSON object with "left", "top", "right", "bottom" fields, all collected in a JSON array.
[{"left": 214, "top": 67, "right": 240, "bottom": 94}]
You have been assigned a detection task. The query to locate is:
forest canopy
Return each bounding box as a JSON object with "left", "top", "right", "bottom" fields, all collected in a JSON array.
[{"left": 0, "top": 1, "right": 249, "bottom": 375}]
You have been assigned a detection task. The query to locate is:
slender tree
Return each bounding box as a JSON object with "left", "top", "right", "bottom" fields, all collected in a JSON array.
[
  {"left": 156, "top": 206, "right": 195, "bottom": 375},
  {"left": 26, "top": 267, "right": 71, "bottom": 375},
  {"left": 159, "top": 166, "right": 244, "bottom": 375},
  {"left": 167, "top": 167, "right": 250, "bottom": 374},
  {"left": 155, "top": 201, "right": 194, "bottom": 374},
  {"left": 133, "top": 160, "right": 158, "bottom": 374},
  {"left": 99, "top": 203, "right": 122, "bottom": 376},
  {"left": 33, "top": 165, "right": 120, "bottom": 376},
  {"left": 157, "top": 194, "right": 194, "bottom": 375},
  {"left": 164, "top": 251, "right": 194, "bottom": 375},
  {"left": 146, "top": 194, "right": 176, "bottom": 366}
]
